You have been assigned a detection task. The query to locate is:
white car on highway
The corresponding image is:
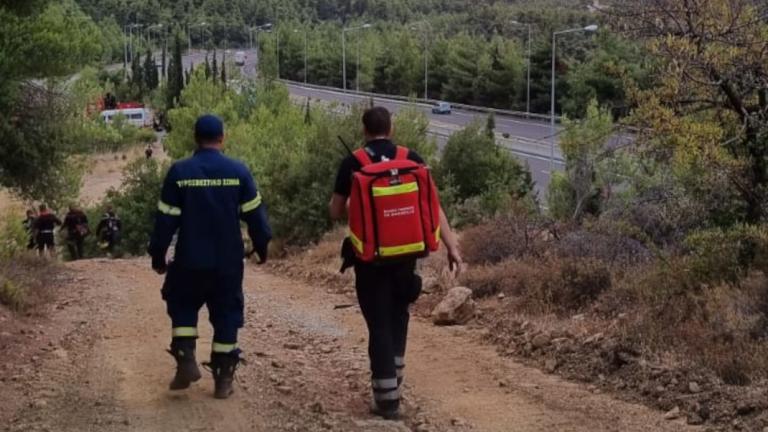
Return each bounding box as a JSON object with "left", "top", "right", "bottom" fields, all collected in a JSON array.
[{"left": 234, "top": 51, "right": 246, "bottom": 66}]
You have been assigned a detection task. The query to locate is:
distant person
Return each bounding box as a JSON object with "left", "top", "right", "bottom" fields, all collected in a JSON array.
[
  {"left": 96, "top": 206, "right": 122, "bottom": 256},
  {"left": 22, "top": 209, "right": 37, "bottom": 250},
  {"left": 33, "top": 204, "right": 62, "bottom": 258},
  {"left": 329, "top": 107, "right": 463, "bottom": 420},
  {"left": 63, "top": 205, "right": 90, "bottom": 260},
  {"left": 149, "top": 114, "right": 272, "bottom": 399},
  {"left": 145, "top": 143, "right": 154, "bottom": 159}
]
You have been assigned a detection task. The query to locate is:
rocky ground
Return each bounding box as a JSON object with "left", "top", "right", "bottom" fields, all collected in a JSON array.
[{"left": 0, "top": 257, "right": 704, "bottom": 432}]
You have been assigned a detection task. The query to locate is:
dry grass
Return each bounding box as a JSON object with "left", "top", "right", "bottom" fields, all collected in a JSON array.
[
  {"left": 461, "top": 257, "right": 611, "bottom": 315},
  {"left": 460, "top": 210, "right": 548, "bottom": 265},
  {"left": 0, "top": 254, "right": 60, "bottom": 311}
]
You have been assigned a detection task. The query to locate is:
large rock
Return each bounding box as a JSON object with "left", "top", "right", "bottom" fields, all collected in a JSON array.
[{"left": 432, "top": 287, "right": 476, "bottom": 326}]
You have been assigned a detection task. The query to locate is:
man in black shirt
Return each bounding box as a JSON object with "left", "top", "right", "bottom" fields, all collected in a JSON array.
[
  {"left": 33, "top": 204, "right": 62, "bottom": 258},
  {"left": 329, "top": 106, "right": 463, "bottom": 420},
  {"left": 63, "top": 205, "right": 90, "bottom": 260}
]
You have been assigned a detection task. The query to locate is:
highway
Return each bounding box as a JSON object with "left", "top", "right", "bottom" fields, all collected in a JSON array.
[{"left": 181, "top": 49, "right": 564, "bottom": 195}]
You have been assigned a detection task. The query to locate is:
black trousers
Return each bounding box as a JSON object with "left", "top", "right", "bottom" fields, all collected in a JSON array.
[
  {"left": 162, "top": 262, "right": 245, "bottom": 352},
  {"left": 36, "top": 233, "right": 55, "bottom": 254},
  {"left": 354, "top": 260, "right": 421, "bottom": 408},
  {"left": 67, "top": 237, "right": 85, "bottom": 260}
]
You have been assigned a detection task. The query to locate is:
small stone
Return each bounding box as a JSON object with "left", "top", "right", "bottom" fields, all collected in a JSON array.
[
  {"left": 688, "top": 381, "right": 701, "bottom": 394},
  {"left": 31, "top": 400, "right": 47, "bottom": 409},
  {"left": 497, "top": 293, "right": 506, "bottom": 300},
  {"left": 320, "top": 345, "right": 334, "bottom": 354},
  {"left": 531, "top": 334, "right": 551, "bottom": 349},
  {"left": 584, "top": 333, "right": 604, "bottom": 345},
  {"left": 276, "top": 386, "right": 293, "bottom": 394},
  {"left": 736, "top": 401, "right": 756, "bottom": 416},
  {"left": 309, "top": 401, "right": 326, "bottom": 414},
  {"left": 431, "top": 287, "right": 476, "bottom": 326},
  {"left": 450, "top": 417, "right": 466, "bottom": 427},
  {"left": 664, "top": 406, "right": 681, "bottom": 420},
  {"left": 687, "top": 414, "right": 704, "bottom": 425},
  {"left": 283, "top": 342, "right": 303, "bottom": 350},
  {"left": 271, "top": 360, "right": 285, "bottom": 369},
  {"left": 544, "top": 358, "right": 558, "bottom": 373}
]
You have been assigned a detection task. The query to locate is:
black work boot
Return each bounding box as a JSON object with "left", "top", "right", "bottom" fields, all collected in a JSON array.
[
  {"left": 205, "top": 350, "right": 242, "bottom": 399},
  {"left": 167, "top": 338, "right": 202, "bottom": 390},
  {"left": 370, "top": 399, "right": 400, "bottom": 421}
]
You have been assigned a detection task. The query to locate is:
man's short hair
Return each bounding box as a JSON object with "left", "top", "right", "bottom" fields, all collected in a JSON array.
[{"left": 362, "top": 107, "right": 392, "bottom": 136}]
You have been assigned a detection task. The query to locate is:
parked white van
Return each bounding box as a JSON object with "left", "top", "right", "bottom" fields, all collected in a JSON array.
[{"left": 100, "top": 108, "right": 152, "bottom": 128}]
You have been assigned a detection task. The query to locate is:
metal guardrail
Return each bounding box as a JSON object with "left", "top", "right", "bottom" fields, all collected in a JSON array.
[
  {"left": 288, "top": 86, "right": 564, "bottom": 163},
  {"left": 280, "top": 79, "right": 559, "bottom": 124}
]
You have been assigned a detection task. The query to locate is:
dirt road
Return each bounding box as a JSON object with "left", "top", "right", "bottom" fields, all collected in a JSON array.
[{"left": 3, "top": 259, "right": 699, "bottom": 432}]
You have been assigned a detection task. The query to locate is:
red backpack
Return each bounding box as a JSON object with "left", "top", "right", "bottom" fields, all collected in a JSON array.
[{"left": 348, "top": 146, "right": 441, "bottom": 263}]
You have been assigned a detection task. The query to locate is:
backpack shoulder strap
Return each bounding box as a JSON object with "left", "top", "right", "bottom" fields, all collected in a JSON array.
[
  {"left": 394, "top": 146, "right": 409, "bottom": 161},
  {"left": 353, "top": 148, "right": 374, "bottom": 167}
]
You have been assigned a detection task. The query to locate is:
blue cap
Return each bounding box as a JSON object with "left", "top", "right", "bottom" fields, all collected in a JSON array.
[{"left": 194, "top": 114, "right": 224, "bottom": 140}]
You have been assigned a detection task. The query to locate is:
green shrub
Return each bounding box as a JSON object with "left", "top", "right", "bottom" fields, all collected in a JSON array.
[
  {"left": 683, "top": 225, "right": 768, "bottom": 286},
  {"left": 103, "top": 158, "right": 168, "bottom": 255},
  {"left": 437, "top": 122, "right": 533, "bottom": 224},
  {"left": 0, "top": 208, "right": 29, "bottom": 260},
  {"left": 0, "top": 279, "right": 26, "bottom": 310},
  {"left": 438, "top": 122, "right": 532, "bottom": 200}
]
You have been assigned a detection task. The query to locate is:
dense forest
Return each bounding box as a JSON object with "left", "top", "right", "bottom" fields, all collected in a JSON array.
[{"left": 74, "top": 0, "right": 640, "bottom": 116}]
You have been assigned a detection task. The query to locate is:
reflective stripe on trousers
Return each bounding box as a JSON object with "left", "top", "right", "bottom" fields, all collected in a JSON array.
[{"left": 372, "top": 377, "right": 400, "bottom": 402}]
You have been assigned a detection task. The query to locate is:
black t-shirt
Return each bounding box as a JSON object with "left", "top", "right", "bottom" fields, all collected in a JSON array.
[{"left": 333, "top": 139, "right": 425, "bottom": 197}]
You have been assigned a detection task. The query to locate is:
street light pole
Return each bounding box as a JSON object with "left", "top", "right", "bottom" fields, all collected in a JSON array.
[
  {"left": 342, "top": 29, "right": 347, "bottom": 91},
  {"left": 276, "top": 26, "right": 280, "bottom": 78},
  {"left": 295, "top": 28, "right": 309, "bottom": 84},
  {"left": 342, "top": 23, "right": 371, "bottom": 92},
  {"left": 356, "top": 36, "right": 360, "bottom": 91},
  {"left": 304, "top": 29, "right": 308, "bottom": 84},
  {"left": 250, "top": 23, "right": 273, "bottom": 75},
  {"left": 511, "top": 21, "right": 532, "bottom": 117},
  {"left": 550, "top": 24, "right": 598, "bottom": 172}
]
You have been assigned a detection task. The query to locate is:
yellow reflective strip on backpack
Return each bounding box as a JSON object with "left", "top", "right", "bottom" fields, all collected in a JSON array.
[
  {"left": 172, "top": 327, "right": 198, "bottom": 337},
  {"left": 379, "top": 241, "right": 425, "bottom": 257},
  {"left": 158, "top": 200, "right": 182, "bottom": 216},
  {"left": 349, "top": 231, "right": 364, "bottom": 253},
  {"left": 372, "top": 182, "right": 418, "bottom": 197},
  {"left": 241, "top": 193, "right": 262, "bottom": 213},
  {"left": 212, "top": 342, "right": 237, "bottom": 353}
]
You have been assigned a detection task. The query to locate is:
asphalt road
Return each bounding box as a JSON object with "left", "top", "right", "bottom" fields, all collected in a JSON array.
[{"left": 180, "top": 49, "right": 563, "bottom": 195}]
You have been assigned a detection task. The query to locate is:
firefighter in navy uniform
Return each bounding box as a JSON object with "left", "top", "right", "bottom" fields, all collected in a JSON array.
[
  {"left": 329, "top": 107, "right": 463, "bottom": 420},
  {"left": 148, "top": 114, "right": 272, "bottom": 399}
]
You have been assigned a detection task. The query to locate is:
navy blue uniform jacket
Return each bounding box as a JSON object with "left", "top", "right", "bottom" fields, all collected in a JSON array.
[{"left": 148, "top": 148, "right": 272, "bottom": 273}]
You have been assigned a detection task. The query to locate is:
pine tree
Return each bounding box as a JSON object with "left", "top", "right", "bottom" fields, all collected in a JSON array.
[
  {"left": 131, "top": 52, "right": 143, "bottom": 98},
  {"left": 485, "top": 112, "right": 496, "bottom": 139},
  {"left": 166, "top": 32, "right": 185, "bottom": 108},
  {"left": 212, "top": 49, "right": 218, "bottom": 83},
  {"left": 144, "top": 50, "right": 158, "bottom": 91},
  {"left": 304, "top": 99, "right": 311, "bottom": 124},
  {"left": 220, "top": 56, "right": 226, "bottom": 87},
  {"left": 161, "top": 40, "right": 167, "bottom": 82}
]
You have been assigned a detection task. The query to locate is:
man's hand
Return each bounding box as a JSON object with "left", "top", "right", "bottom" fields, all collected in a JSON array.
[
  {"left": 152, "top": 255, "right": 168, "bottom": 275},
  {"left": 447, "top": 246, "right": 464, "bottom": 277}
]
